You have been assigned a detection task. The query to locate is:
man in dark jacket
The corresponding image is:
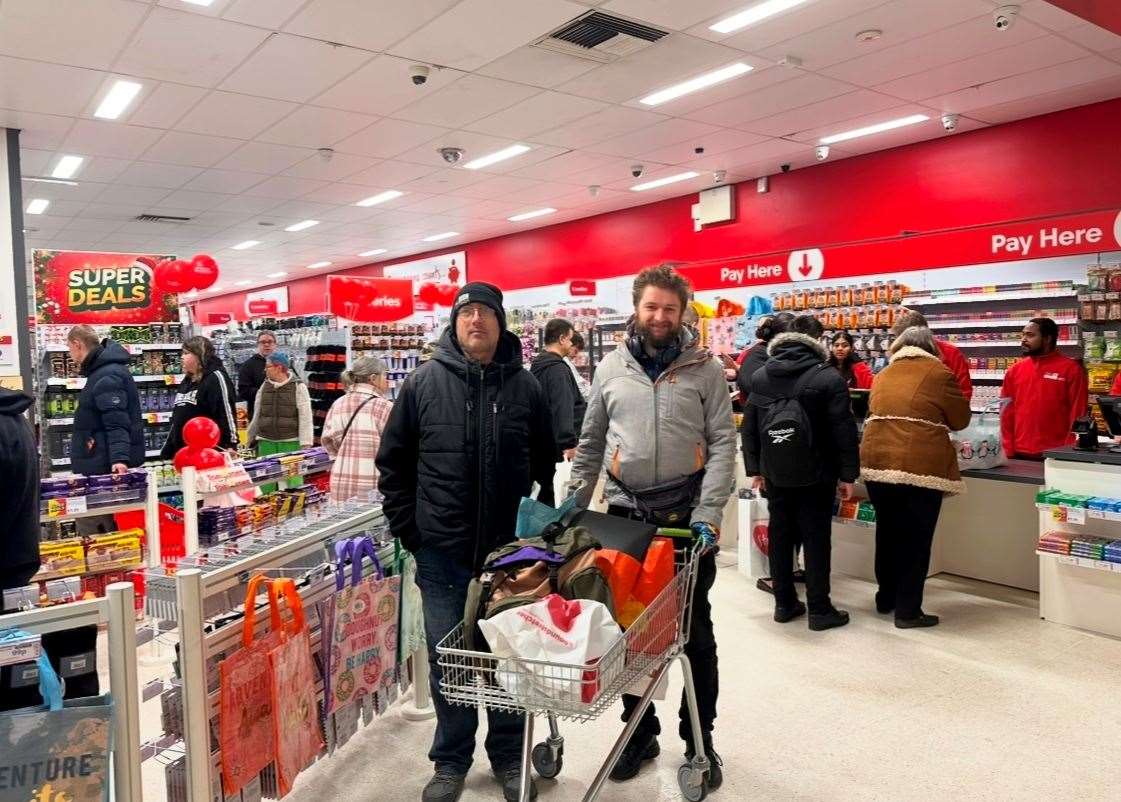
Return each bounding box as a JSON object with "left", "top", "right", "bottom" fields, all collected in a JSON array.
[
  {"left": 0, "top": 388, "right": 39, "bottom": 595},
  {"left": 743, "top": 315, "right": 860, "bottom": 631},
  {"left": 236, "top": 330, "right": 276, "bottom": 419},
  {"left": 376, "top": 282, "right": 555, "bottom": 802},
  {"left": 67, "top": 325, "right": 145, "bottom": 477},
  {"left": 530, "top": 318, "right": 587, "bottom": 506}
]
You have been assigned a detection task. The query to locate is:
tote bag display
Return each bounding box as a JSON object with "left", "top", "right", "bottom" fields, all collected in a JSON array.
[
  {"left": 0, "top": 639, "right": 113, "bottom": 802},
  {"left": 267, "top": 578, "right": 324, "bottom": 798}
]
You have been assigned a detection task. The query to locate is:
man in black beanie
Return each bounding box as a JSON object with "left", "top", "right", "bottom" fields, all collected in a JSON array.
[{"left": 377, "top": 281, "right": 556, "bottom": 802}]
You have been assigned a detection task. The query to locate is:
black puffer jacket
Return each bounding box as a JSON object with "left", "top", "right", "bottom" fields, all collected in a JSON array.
[
  {"left": 377, "top": 328, "right": 556, "bottom": 569},
  {"left": 530, "top": 350, "right": 587, "bottom": 455},
  {"left": 735, "top": 340, "right": 770, "bottom": 399},
  {"left": 743, "top": 332, "right": 860, "bottom": 484},
  {"left": 0, "top": 389, "right": 39, "bottom": 591},
  {"left": 160, "top": 357, "right": 238, "bottom": 458},
  {"left": 70, "top": 340, "right": 144, "bottom": 475},
  {"left": 237, "top": 353, "right": 267, "bottom": 418}
]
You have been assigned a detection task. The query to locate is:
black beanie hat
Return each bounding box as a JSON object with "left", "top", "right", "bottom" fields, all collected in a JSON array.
[{"left": 451, "top": 282, "right": 507, "bottom": 332}]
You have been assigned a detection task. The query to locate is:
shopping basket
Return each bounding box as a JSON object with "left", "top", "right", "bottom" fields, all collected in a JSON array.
[{"left": 436, "top": 535, "right": 712, "bottom": 801}]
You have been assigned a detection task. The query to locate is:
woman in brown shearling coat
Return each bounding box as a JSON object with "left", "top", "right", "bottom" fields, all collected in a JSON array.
[{"left": 861, "top": 326, "right": 972, "bottom": 629}]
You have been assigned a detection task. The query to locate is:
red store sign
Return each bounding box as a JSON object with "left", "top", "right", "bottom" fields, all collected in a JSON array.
[
  {"left": 569, "top": 279, "right": 597, "bottom": 296},
  {"left": 679, "top": 209, "right": 1121, "bottom": 292},
  {"left": 328, "top": 275, "right": 416, "bottom": 322}
]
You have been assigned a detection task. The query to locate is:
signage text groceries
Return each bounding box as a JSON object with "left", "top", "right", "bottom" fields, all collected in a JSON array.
[{"left": 992, "top": 225, "right": 1103, "bottom": 257}]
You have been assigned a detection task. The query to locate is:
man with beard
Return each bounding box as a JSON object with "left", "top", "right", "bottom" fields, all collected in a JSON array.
[
  {"left": 377, "top": 282, "right": 556, "bottom": 802},
  {"left": 1000, "top": 317, "right": 1088, "bottom": 458},
  {"left": 568, "top": 264, "right": 736, "bottom": 791}
]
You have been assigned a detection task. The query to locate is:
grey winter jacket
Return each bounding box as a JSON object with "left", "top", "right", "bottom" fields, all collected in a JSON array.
[{"left": 567, "top": 328, "right": 737, "bottom": 527}]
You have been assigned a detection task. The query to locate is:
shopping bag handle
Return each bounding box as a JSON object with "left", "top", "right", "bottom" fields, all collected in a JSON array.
[
  {"left": 350, "top": 535, "right": 384, "bottom": 584},
  {"left": 334, "top": 537, "right": 357, "bottom": 591},
  {"left": 242, "top": 574, "right": 282, "bottom": 649},
  {"left": 270, "top": 577, "right": 306, "bottom": 635}
]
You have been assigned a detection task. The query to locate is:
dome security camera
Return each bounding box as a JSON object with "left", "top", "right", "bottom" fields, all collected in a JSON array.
[
  {"left": 815, "top": 145, "right": 830, "bottom": 161},
  {"left": 588, "top": 185, "right": 601, "bottom": 198},
  {"left": 941, "top": 113, "right": 960, "bottom": 132},
  {"left": 439, "top": 147, "right": 464, "bottom": 165},
  {"left": 994, "top": 5, "right": 1019, "bottom": 31},
  {"left": 631, "top": 164, "right": 645, "bottom": 179},
  {"left": 712, "top": 170, "right": 727, "bottom": 184},
  {"left": 409, "top": 64, "right": 430, "bottom": 85},
  {"left": 780, "top": 163, "right": 792, "bottom": 173}
]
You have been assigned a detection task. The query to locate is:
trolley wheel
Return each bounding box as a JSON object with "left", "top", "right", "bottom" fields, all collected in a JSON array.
[
  {"left": 677, "top": 763, "right": 707, "bottom": 802},
  {"left": 532, "top": 742, "right": 563, "bottom": 779}
]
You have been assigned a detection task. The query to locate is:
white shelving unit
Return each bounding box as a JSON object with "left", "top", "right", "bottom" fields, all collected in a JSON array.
[
  {"left": 906, "top": 286, "right": 1077, "bottom": 305},
  {"left": 947, "top": 339, "right": 1080, "bottom": 348},
  {"left": 46, "top": 373, "right": 183, "bottom": 388},
  {"left": 929, "top": 317, "right": 1078, "bottom": 330}
]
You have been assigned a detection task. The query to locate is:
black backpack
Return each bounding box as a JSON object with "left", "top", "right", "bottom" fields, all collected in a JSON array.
[{"left": 757, "top": 364, "right": 825, "bottom": 488}]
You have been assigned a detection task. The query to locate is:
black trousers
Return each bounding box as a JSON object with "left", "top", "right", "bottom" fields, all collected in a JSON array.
[
  {"left": 765, "top": 481, "right": 836, "bottom": 614},
  {"left": 607, "top": 506, "right": 718, "bottom": 749},
  {"left": 866, "top": 481, "right": 943, "bottom": 620}
]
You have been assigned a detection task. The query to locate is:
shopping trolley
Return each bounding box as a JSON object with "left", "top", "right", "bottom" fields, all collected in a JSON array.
[{"left": 435, "top": 535, "right": 711, "bottom": 802}]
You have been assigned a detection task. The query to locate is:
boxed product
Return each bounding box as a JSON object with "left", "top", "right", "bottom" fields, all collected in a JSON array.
[
  {"left": 34, "top": 538, "right": 88, "bottom": 580},
  {"left": 85, "top": 529, "right": 144, "bottom": 572}
]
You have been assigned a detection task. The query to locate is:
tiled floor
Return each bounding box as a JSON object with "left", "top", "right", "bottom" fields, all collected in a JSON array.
[{"left": 272, "top": 557, "right": 1120, "bottom": 802}]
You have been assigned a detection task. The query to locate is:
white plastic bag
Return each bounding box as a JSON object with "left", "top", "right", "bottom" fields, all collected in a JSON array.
[
  {"left": 952, "top": 403, "right": 1007, "bottom": 470},
  {"left": 479, "top": 594, "right": 621, "bottom": 704}
]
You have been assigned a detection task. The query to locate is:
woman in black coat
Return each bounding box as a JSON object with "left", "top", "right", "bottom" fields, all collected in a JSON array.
[{"left": 161, "top": 336, "right": 238, "bottom": 457}]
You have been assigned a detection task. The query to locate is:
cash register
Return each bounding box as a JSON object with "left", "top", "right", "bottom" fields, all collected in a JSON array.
[{"left": 1098, "top": 396, "right": 1121, "bottom": 454}]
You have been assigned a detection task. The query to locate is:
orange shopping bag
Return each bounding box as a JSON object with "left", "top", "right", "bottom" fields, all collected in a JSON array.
[
  {"left": 622, "top": 537, "right": 677, "bottom": 650},
  {"left": 219, "top": 575, "right": 284, "bottom": 796},
  {"left": 268, "top": 578, "right": 325, "bottom": 797},
  {"left": 594, "top": 549, "right": 642, "bottom": 618}
]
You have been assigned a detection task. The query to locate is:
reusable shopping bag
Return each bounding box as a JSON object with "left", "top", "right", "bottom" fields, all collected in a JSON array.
[
  {"left": 321, "top": 536, "right": 401, "bottom": 716},
  {"left": 616, "top": 537, "right": 675, "bottom": 630},
  {"left": 267, "top": 578, "right": 325, "bottom": 797},
  {"left": 0, "top": 634, "right": 113, "bottom": 802},
  {"left": 396, "top": 549, "right": 426, "bottom": 662},
  {"left": 952, "top": 404, "right": 1007, "bottom": 470},
  {"left": 219, "top": 574, "right": 284, "bottom": 796},
  {"left": 478, "top": 594, "right": 620, "bottom": 704}
]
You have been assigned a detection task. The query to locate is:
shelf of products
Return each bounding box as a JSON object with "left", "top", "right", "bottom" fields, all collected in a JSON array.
[
  {"left": 1080, "top": 264, "right": 1121, "bottom": 434},
  {"left": 927, "top": 316, "right": 1078, "bottom": 329},
  {"left": 45, "top": 374, "right": 183, "bottom": 388},
  {"left": 946, "top": 338, "right": 1080, "bottom": 348},
  {"left": 349, "top": 323, "right": 424, "bottom": 402},
  {"left": 904, "top": 281, "right": 1076, "bottom": 306}
]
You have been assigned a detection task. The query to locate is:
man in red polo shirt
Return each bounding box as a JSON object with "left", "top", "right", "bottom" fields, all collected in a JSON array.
[
  {"left": 1000, "top": 317, "right": 1088, "bottom": 458},
  {"left": 892, "top": 310, "right": 972, "bottom": 401}
]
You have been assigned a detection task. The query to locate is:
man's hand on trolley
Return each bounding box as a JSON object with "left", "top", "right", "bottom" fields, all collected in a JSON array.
[{"left": 692, "top": 521, "right": 719, "bottom": 554}]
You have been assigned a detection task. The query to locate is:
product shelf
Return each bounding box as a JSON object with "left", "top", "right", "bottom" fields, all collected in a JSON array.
[
  {"left": 46, "top": 374, "right": 184, "bottom": 388},
  {"left": 906, "top": 288, "right": 1077, "bottom": 306},
  {"left": 970, "top": 370, "right": 1006, "bottom": 379},
  {"left": 39, "top": 499, "right": 147, "bottom": 524},
  {"left": 1036, "top": 503, "right": 1121, "bottom": 522},
  {"left": 46, "top": 410, "right": 174, "bottom": 427},
  {"left": 948, "top": 340, "right": 1080, "bottom": 348},
  {"left": 43, "top": 343, "right": 182, "bottom": 354},
  {"left": 929, "top": 317, "right": 1078, "bottom": 330},
  {"left": 1037, "top": 550, "right": 1121, "bottom": 573}
]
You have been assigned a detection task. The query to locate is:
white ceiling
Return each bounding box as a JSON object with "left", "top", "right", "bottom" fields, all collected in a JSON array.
[{"left": 6, "top": 0, "right": 1121, "bottom": 298}]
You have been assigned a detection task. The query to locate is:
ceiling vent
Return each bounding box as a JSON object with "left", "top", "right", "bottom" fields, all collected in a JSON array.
[
  {"left": 534, "top": 11, "right": 669, "bottom": 63},
  {"left": 135, "top": 213, "right": 191, "bottom": 224}
]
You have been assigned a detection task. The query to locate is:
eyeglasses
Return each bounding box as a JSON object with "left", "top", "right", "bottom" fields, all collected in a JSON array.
[{"left": 458, "top": 303, "right": 497, "bottom": 320}]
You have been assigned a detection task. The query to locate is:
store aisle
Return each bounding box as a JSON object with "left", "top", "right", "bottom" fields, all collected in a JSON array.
[{"left": 286, "top": 555, "right": 1117, "bottom": 802}]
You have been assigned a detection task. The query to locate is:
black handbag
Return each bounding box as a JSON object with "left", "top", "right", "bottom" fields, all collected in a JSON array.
[{"left": 607, "top": 469, "right": 705, "bottom": 527}]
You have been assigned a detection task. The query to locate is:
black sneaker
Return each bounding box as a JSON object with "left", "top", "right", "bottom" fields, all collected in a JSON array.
[
  {"left": 896, "top": 613, "right": 939, "bottom": 629},
  {"left": 422, "top": 768, "right": 466, "bottom": 802},
  {"left": 808, "top": 608, "right": 851, "bottom": 631},
  {"left": 493, "top": 765, "right": 537, "bottom": 802},
  {"left": 609, "top": 734, "right": 660, "bottom": 781},
  {"left": 773, "top": 600, "right": 806, "bottom": 623}
]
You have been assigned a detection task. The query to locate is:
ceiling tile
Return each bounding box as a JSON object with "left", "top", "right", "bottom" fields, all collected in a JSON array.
[
  {"left": 142, "top": 131, "right": 245, "bottom": 168},
  {"left": 512, "top": 150, "right": 619, "bottom": 182},
  {"left": 633, "top": 63, "right": 795, "bottom": 118},
  {"left": 215, "top": 142, "right": 316, "bottom": 174},
  {"left": 258, "top": 106, "right": 379, "bottom": 148},
  {"left": 216, "top": 195, "right": 287, "bottom": 215},
  {"left": 389, "top": 0, "right": 585, "bottom": 71},
  {"left": 477, "top": 45, "right": 601, "bottom": 89},
  {"left": 744, "top": 89, "right": 902, "bottom": 138},
  {"left": 182, "top": 169, "right": 268, "bottom": 194},
  {"left": 562, "top": 157, "right": 669, "bottom": 187},
  {"left": 966, "top": 73, "right": 1121, "bottom": 124},
  {"left": 929, "top": 55, "right": 1121, "bottom": 113},
  {"left": 398, "top": 195, "right": 477, "bottom": 214},
  {"left": 18, "top": 150, "right": 53, "bottom": 176},
  {"left": 313, "top": 55, "right": 466, "bottom": 117},
  {"left": 401, "top": 169, "right": 490, "bottom": 194},
  {"left": 455, "top": 175, "right": 542, "bottom": 201},
  {"left": 686, "top": 73, "right": 852, "bottom": 128},
  {"left": 156, "top": 190, "right": 236, "bottom": 212},
  {"left": 127, "top": 83, "right": 210, "bottom": 130},
  {"left": 465, "top": 92, "right": 609, "bottom": 139},
  {"left": 393, "top": 74, "right": 542, "bottom": 129},
  {"left": 334, "top": 118, "right": 450, "bottom": 159},
  {"left": 115, "top": 162, "right": 206, "bottom": 190},
  {"left": 175, "top": 91, "right": 298, "bottom": 140},
  {"left": 220, "top": 34, "right": 371, "bottom": 103},
  {"left": 63, "top": 120, "right": 165, "bottom": 160},
  {"left": 114, "top": 7, "right": 269, "bottom": 87},
  {"left": 696, "top": 0, "right": 904, "bottom": 54},
  {"left": 1, "top": 110, "right": 74, "bottom": 151},
  {"left": 282, "top": 152, "right": 382, "bottom": 182},
  {"left": 0, "top": 56, "right": 104, "bottom": 116},
  {"left": 223, "top": 0, "right": 310, "bottom": 29},
  {"left": 1018, "top": 0, "right": 1087, "bottom": 32},
  {"left": 283, "top": 0, "right": 462, "bottom": 53},
  {"left": 602, "top": 0, "right": 752, "bottom": 31},
  {"left": 298, "top": 182, "right": 402, "bottom": 205},
  {"left": 534, "top": 105, "right": 667, "bottom": 149},
  {"left": 344, "top": 160, "right": 440, "bottom": 188},
  {"left": 1060, "top": 22, "right": 1121, "bottom": 54},
  {"left": 73, "top": 156, "right": 133, "bottom": 184},
  {"left": 636, "top": 127, "right": 769, "bottom": 164},
  {"left": 586, "top": 117, "right": 723, "bottom": 158},
  {"left": 94, "top": 184, "right": 175, "bottom": 206},
  {"left": 876, "top": 35, "right": 1094, "bottom": 102},
  {"left": 241, "top": 175, "right": 331, "bottom": 200},
  {"left": 0, "top": 0, "right": 147, "bottom": 71}
]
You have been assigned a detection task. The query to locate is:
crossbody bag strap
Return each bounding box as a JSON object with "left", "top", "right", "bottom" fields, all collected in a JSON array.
[{"left": 338, "top": 393, "right": 379, "bottom": 447}]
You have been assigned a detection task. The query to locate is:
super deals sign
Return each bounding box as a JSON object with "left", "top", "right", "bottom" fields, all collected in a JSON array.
[{"left": 34, "top": 250, "right": 179, "bottom": 324}]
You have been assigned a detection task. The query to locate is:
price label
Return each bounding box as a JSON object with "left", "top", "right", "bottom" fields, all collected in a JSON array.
[
  {"left": 65, "top": 496, "right": 88, "bottom": 515},
  {"left": 46, "top": 498, "right": 66, "bottom": 518},
  {"left": 126, "top": 345, "right": 143, "bottom": 355},
  {"left": 0, "top": 633, "right": 41, "bottom": 668},
  {"left": 1067, "top": 507, "right": 1086, "bottom": 525},
  {"left": 65, "top": 378, "right": 85, "bottom": 390},
  {"left": 1051, "top": 506, "right": 1068, "bottom": 522},
  {"left": 164, "top": 375, "right": 177, "bottom": 386},
  {"left": 1076, "top": 557, "right": 1095, "bottom": 569}
]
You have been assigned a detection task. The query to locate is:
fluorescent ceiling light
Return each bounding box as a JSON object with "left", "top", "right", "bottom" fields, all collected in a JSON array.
[
  {"left": 819, "top": 114, "right": 930, "bottom": 144},
  {"left": 231, "top": 240, "right": 260, "bottom": 250},
  {"left": 24, "top": 177, "right": 78, "bottom": 186},
  {"left": 51, "top": 155, "right": 84, "bottom": 179},
  {"left": 25, "top": 199, "right": 49, "bottom": 215},
  {"left": 710, "top": 0, "right": 809, "bottom": 34},
  {"left": 640, "top": 63, "right": 753, "bottom": 106},
  {"left": 181, "top": 0, "right": 216, "bottom": 6},
  {"left": 307, "top": 261, "right": 332, "bottom": 269},
  {"left": 358, "top": 249, "right": 387, "bottom": 257},
  {"left": 266, "top": 271, "right": 287, "bottom": 279},
  {"left": 355, "top": 190, "right": 403, "bottom": 207},
  {"left": 508, "top": 207, "right": 557, "bottom": 222},
  {"left": 631, "top": 171, "right": 701, "bottom": 192},
  {"left": 463, "top": 144, "right": 531, "bottom": 170},
  {"left": 234, "top": 280, "right": 252, "bottom": 287},
  {"left": 94, "top": 80, "right": 143, "bottom": 120},
  {"left": 285, "top": 219, "right": 319, "bottom": 232},
  {"left": 423, "top": 231, "right": 459, "bottom": 242}
]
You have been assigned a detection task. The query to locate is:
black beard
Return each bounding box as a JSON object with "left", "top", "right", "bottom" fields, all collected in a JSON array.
[{"left": 635, "top": 320, "right": 681, "bottom": 349}]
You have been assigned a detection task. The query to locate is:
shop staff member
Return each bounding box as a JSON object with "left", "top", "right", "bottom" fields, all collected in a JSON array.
[
  {"left": 568, "top": 265, "right": 736, "bottom": 790},
  {"left": 530, "top": 318, "right": 587, "bottom": 505},
  {"left": 237, "top": 330, "right": 276, "bottom": 418},
  {"left": 1000, "top": 317, "right": 1088, "bottom": 458},
  {"left": 892, "top": 310, "right": 973, "bottom": 400},
  {"left": 377, "top": 282, "right": 555, "bottom": 802}
]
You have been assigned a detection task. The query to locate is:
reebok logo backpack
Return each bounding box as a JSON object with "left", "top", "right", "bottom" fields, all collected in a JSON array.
[{"left": 759, "top": 364, "right": 824, "bottom": 487}]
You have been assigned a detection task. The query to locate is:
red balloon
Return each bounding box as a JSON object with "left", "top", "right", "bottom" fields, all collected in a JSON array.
[
  {"left": 182, "top": 416, "right": 220, "bottom": 449},
  {"left": 417, "top": 282, "right": 439, "bottom": 305},
  {"left": 192, "top": 448, "right": 226, "bottom": 471},
  {"left": 155, "top": 259, "right": 194, "bottom": 293},
  {"left": 188, "top": 254, "right": 219, "bottom": 290},
  {"left": 173, "top": 446, "right": 200, "bottom": 472},
  {"left": 434, "top": 283, "right": 459, "bottom": 306}
]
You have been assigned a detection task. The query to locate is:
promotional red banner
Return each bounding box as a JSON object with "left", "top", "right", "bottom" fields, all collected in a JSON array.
[
  {"left": 246, "top": 300, "right": 278, "bottom": 316},
  {"left": 208, "top": 312, "right": 233, "bottom": 324},
  {"left": 569, "top": 279, "right": 597, "bottom": 296},
  {"left": 328, "top": 275, "right": 415, "bottom": 322},
  {"left": 679, "top": 209, "right": 1121, "bottom": 292},
  {"left": 33, "top": 250, "right": 178, "bottom": 324}
]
